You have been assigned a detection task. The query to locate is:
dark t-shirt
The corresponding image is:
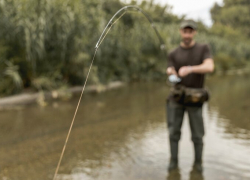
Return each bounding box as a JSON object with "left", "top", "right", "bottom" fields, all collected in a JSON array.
[{"left": 168, "top": 43, "right": 212, "bottom": 88}]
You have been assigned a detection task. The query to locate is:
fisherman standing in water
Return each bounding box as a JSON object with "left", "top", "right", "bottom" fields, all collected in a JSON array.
[{"left": 166, "top": 19, "right": 214, "bottom": 172}]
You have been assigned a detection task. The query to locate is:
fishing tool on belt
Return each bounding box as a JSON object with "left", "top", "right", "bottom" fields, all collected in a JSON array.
[
  {"left": 52, "top": 5, "right": 168, "bottom": 180},
  {"left": 168, "top": 75, "right": 209, "bottom": 104},
  {"left": 169, "top": 85, "right": 210, "bottom": 104}
]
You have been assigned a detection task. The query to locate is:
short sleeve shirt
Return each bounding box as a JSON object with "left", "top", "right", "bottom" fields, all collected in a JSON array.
[{"left": 168, "top": 43, "right": 212, "bottom": 88}]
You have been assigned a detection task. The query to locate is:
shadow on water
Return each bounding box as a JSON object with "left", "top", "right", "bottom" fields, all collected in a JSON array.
[{"left": 0, "top": 76, "right": 250, "bottom": 180}]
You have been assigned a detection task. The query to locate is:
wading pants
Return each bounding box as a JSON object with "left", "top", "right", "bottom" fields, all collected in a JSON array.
[{"left": 166, "top": 100, "right": 204, "bottom": 163}]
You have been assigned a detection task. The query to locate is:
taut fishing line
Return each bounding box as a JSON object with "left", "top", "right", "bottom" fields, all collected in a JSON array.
[{"left": 53, "top": 5, "right": 168, "bottom": 180}]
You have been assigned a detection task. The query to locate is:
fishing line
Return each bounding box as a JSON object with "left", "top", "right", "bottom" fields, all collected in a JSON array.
[
  {"left": 53, "top": 5, "right": 167, "bottom": 180},
  {"left": 97, "top": 11, "right": 127, "bottom": 48},
  {"left": 52, "top": 48, "right": 98, "bottom": 180}
]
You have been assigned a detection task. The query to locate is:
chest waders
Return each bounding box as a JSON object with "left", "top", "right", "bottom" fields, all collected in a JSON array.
[{"left": 167, "top": 100, "right": 204, "bottom": 172}]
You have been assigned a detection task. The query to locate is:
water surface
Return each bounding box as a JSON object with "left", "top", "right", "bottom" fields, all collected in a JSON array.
[{"left": 0, "top": 75, "right": 250, "bottom": 180}]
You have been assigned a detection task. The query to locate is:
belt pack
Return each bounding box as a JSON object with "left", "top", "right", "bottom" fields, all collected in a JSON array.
[{"left": 170, "top": 85, "right": 209, "bottom": 104}]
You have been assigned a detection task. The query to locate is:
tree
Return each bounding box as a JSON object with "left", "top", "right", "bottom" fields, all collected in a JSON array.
[{"left": 210, "top": 1, "right": 250, "bottom": 38}]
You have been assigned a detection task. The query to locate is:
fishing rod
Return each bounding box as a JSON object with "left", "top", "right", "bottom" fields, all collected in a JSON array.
[
  {"left": 53, "top": 5, "right": 168, "bottom": 180},
  {"left": 95, "top": 5, "right": 167, "bottom": 54}
]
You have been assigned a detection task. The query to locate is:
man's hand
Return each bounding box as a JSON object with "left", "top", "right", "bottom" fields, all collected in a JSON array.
[
  {"left": 179, "top": 66, "right": 192, "bottom": 77},
  {"left": 166, "top": 67, "right": 177, "bottom": 75}
]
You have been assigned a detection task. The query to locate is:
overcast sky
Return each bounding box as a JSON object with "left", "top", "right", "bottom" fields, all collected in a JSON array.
[
  {"left": 156, "top": 0, "right": 224, "bottom": 26},
  {"left": 123, "top": 0, "right": 224, "bottom": 27}
]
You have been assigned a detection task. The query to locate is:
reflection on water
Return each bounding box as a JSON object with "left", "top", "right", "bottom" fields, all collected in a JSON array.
[
  {"left": 208, "top": 75, "right": 250, "bottom": 142},
  {"left": 0, "top": 76, "right": 250, "bottom": 180}
]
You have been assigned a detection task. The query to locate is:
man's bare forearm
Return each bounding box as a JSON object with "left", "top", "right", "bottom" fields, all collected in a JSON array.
[
  {"left": 191, "top": 59, "right": 214, "bottom": 74},
  {"left": 179, "top": 59, "right": 214, "bottom": 77}
]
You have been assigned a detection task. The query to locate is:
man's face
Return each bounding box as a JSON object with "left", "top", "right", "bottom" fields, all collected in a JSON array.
[{"left": 180, "top": 27, "right": 196, "bottom": 46}]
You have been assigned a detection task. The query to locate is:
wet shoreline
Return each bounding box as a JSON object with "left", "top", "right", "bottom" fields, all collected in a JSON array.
[{"left": 0, "top": 81, "right": 124, "bottom": 110}]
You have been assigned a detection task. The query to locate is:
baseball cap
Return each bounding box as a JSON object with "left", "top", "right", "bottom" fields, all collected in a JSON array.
[{"left": 180, "top": 19, "right": 197, "bottom": 30}]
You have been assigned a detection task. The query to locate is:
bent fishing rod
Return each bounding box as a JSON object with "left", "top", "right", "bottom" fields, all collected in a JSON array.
[{"left": 53, "top": 5, "right": 168, "bottom": 180}]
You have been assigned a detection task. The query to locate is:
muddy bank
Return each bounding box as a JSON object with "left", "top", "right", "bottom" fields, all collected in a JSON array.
[{"left": 0, "top": 81, "right": 124, "bottom": 110}]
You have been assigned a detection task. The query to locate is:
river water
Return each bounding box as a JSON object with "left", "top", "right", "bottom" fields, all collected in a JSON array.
[{"left": 0, "top": 75, "right": 250, "bottom": 180}]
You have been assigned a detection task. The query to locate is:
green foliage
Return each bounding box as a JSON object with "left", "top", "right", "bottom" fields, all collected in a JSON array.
[
  {"left": 209, "top": 0, "right": 250, "bottom": 71},
  {"left": 211, "top": 1, "right": 250, "bottom": 38},
  {"left": 0, "top": 61, "right": 23, "bottom": 96},
  {"left": 214, "top": 53, "right": 242, "bottom": 72},
  {"left": 209, "top": 23, "right": 243, "bottom": 41},
  {"left": 0, "top": 0, "right": 249, "bottom": 96},
  {"left": 0, "top": 0, "right": 102, "bottom": 95}
]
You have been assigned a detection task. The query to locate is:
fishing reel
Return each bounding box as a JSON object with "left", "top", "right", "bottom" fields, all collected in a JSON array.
[
  {"left": 166, "top": 74, "right": 182, "bottom": 88},
  {"left": 167, "top": 74, "right": 181, "bottom": 87}
]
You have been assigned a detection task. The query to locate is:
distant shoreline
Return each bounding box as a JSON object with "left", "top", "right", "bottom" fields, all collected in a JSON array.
[
  {"left": 1, "top": 67, "right": 249, "bottom": 111},
  {"left": 0, "top": 81, "right": 125, "bottom": 110}
]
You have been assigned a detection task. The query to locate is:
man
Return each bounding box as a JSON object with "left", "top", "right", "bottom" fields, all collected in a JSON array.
[{"left": 166, "top": 19, "right": 214, "bottom": 173}]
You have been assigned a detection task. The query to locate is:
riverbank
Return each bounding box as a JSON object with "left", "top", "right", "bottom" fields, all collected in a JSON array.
[
  {"left": 1, "top": 66, "right": 250, "bottom": 111},
  {"left": 216, "top": 67, "right": 250, "bottom": 76},
  {"left": 0, "top": 81, "right": 124, "bottom": 110}
]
